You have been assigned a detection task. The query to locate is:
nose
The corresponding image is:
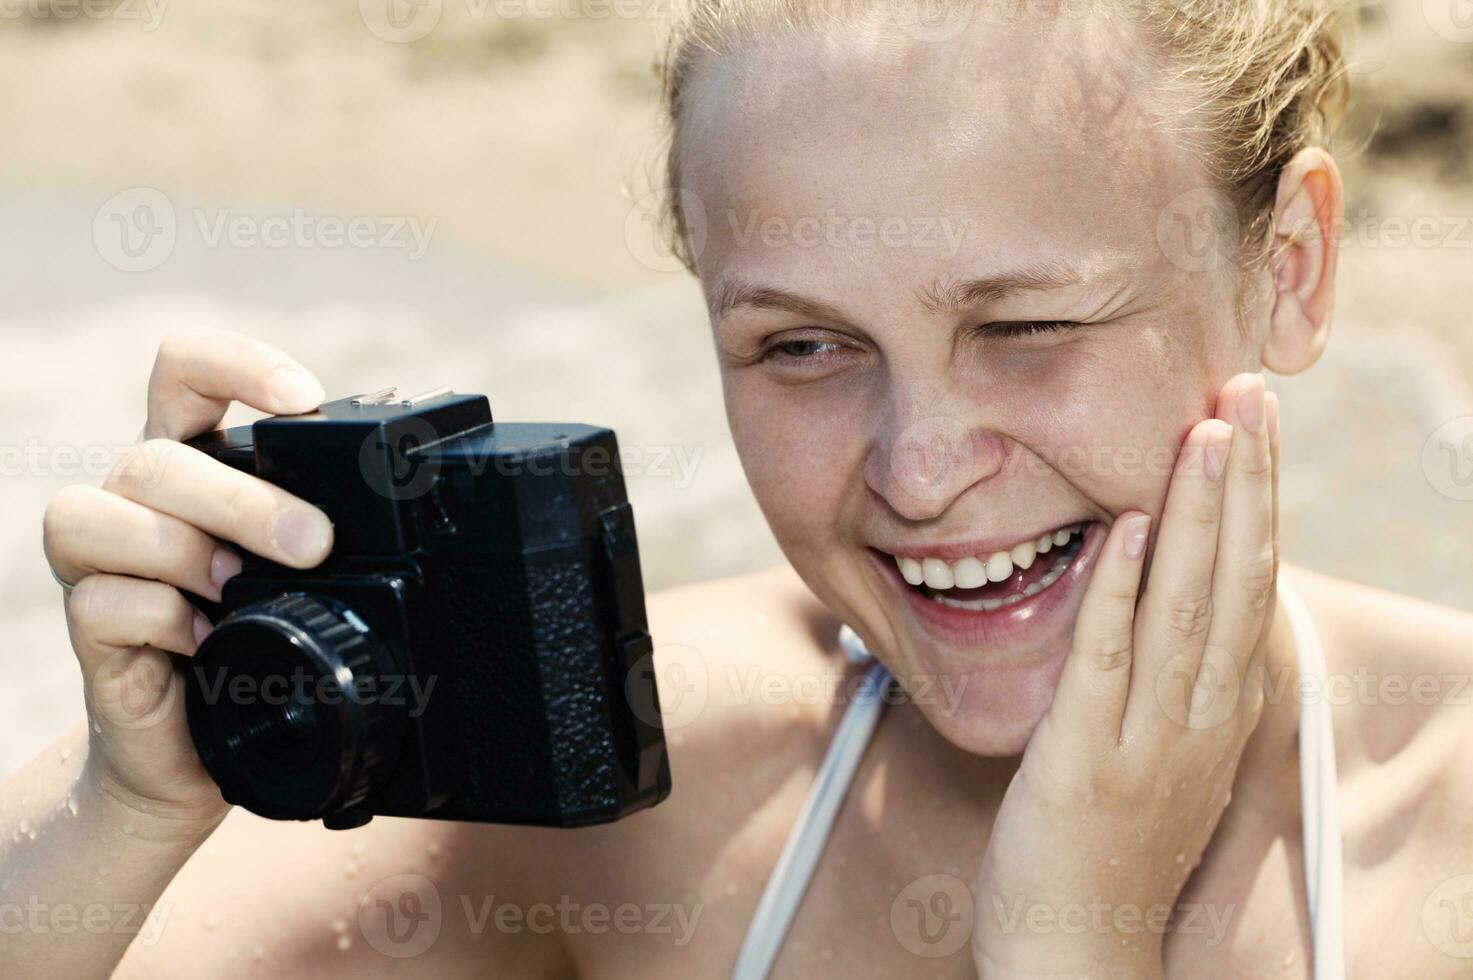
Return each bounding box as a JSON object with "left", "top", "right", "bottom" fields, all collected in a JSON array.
[{"left": 864, "top": 397, "right": 1010, "bottom": 521}]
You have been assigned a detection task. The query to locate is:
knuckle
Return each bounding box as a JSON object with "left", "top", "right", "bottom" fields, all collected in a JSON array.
[
  {"left": 1095, "top": 631, "right": 1134, "bottom": 672},
  {"left": 104, "top": 442, "right": 159, "bottom": 498},
  {"left": 1191, "top": 496, "right": 1224, "bottom": 528},
  {"left": 1241, "top": 551, "right": 1277, "bottom": 610},
  {"left": 155, "top": 331, "right": 191, "bottom": 371},
  {"left": 66, "top": 575, "right": 117, "bottom": 634},
  {"left": 43, "top": 484, "right": 93, "bottom": 552},
  {"left": 1165, "top": 591, "right": 1214, "bottom": 643},
  {"left": 1241, "top": 441, "right": 1273, "bottom": 478}
]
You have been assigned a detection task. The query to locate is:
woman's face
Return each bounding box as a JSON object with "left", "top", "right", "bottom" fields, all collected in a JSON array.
[{"left": 681, "top": 12, "right": 1265, "bottom": 755}]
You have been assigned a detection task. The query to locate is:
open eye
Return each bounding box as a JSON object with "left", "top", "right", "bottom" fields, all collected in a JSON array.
[{"left": 769, "top": 338, "right": 842, "bottom": 359}]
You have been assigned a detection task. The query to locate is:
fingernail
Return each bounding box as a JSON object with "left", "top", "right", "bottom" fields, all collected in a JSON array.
[
  {"left": 192, "top": 613, "right": 213, "bottom": 648},
  {"left": 1237, "top": 377, "right": 1266, "bottom": 433},
  {"left": 1265, "top": 392, "right": 1280, "bottom": 446},
  {"left": 210, "top": 547, "right": 242, "bottom": 592},
  {"left": 1123, "top": 514, "right": 1151, "bottom": 560},
  {"left": 268, "top": 364, "right": 326, "bottom": 412},
  {"left": 1204, "top": 435, "right": 1230, "bottom": 483},
  {"left": 270, "top": 508, "right": 332, "bottom": 565}
]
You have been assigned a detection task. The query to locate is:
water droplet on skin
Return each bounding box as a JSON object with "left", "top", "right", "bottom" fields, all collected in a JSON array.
[
  {"left": 26, "top": 831, "right": 37, "bottom": 841},
  {"left": 1283, "top": 951, "right": 1295, "bottom": 966},
  {"left": 1108, "top": 856, "right": 1121, "bottom": 867},
  {"left": 66, "top": 797, "right": 78, "bottom": 817},
  {"left": 351, "top": 842, "right": 367, "bottom": 857},
  {"left": 18, "top": 819, "right": 30, "bottom": 835},
  {"left": 1174, "top": 852, "right": 1185, "bottom": 863},
  {"left": 1163, "top": 787, "right": 1172, "bottom": 798},
  {"left": 344, "top": 862, "right": 358, "bottom": 878},
  {"left": 1179, "top": 780, "right": 1187, "bottom": 790},
  {"left": 426, "top": 841, "right": 442, "bottom": 857},
  {"left": 332, "top": 919, "right": 348, "bottom": 933},
  {"left": 336, "top": 935, "right": 352, "bottom": 952},
  {"left": 60, "top": 749, "right": 71, "bottom": 763},
  {"left": 123, "top": 822, "right": 136, "bottom": 835},
  {"left": 92, "top": 721, "right": 102, "bottom": 734}
]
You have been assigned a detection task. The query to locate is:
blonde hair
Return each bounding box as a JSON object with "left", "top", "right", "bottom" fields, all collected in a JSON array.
[{"left": 654, "top": 0, "right": 1353, "bottom": 272}]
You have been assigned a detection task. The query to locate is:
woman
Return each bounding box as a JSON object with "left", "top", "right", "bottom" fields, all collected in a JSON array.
[{"left": 7, "top": 1, "right": 1473, "bottom": 976}]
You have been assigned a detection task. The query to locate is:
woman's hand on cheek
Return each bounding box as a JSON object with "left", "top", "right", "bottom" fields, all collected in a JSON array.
[{"left": 971, "top": 374, "right": 1279, "bottom": 980}]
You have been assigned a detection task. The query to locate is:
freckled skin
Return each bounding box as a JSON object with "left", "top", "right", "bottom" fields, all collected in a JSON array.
[{"left": 686, "top": 15, "right": 1246, "bottom": 754}]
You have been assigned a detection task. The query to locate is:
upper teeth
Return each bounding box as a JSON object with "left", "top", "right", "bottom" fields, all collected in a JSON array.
[{"left": 895, "top": 524, "right": 1082, "bottom": 590}]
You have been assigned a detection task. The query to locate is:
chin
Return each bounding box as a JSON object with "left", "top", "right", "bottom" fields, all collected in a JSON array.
[{"left": 905, "top": 654, "right": 1069, "bottom": 756}]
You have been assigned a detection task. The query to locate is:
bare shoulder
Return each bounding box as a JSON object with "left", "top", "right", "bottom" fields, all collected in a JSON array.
[{"left": 1290, "top": 568, "right": 1473, "bottom": 963}]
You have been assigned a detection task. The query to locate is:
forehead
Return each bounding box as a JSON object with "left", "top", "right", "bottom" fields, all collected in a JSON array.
[{"left": 679, "top": 10, "right": 1205, "bottom": 288}]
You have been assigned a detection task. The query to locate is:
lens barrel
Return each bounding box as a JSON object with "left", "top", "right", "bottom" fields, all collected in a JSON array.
[{"left": 185, "top": 593, "right": 404, "bottom": 822}]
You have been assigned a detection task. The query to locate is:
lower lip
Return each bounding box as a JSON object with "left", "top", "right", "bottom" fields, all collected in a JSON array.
[{"left": 873, "top": 524, "right": 1109, "bottom": 650}]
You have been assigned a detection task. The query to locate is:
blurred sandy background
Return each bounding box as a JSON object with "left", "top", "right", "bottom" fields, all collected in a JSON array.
[{"left": 1, "top": 0, "right": 1470, "bottom": 776}]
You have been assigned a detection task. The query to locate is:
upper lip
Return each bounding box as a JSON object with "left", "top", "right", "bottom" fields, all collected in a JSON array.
[{"left": 874, "top": 520, "right": 1092, "bottom": 562}]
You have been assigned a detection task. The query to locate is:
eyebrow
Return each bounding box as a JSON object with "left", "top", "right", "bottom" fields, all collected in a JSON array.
[
  {"left": 915, "top": 259, "right": 1087, "bottom": 314},
  {"left": 710, "top": 258, "right": 1097, "bottom": 324}
]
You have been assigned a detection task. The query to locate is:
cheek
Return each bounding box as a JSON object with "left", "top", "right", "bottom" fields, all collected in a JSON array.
[
  {"left": 723, "top": 372, "right": 866, "bottom": 549},
  {"left": 989, "top": 327, "right": 1214, "bottom": 511}
]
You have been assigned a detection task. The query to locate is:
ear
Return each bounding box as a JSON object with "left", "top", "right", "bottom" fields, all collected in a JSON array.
[{"left": 1262, "top": 147, "right": 1344, "bottom": 375}]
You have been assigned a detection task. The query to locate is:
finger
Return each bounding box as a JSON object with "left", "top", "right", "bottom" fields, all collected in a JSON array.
[
  {"left": 144, "top": 328, "right": 326, "bottom": 442},
  {"left": 1055, "top": 513, "right": 1151, "bottom": 743},
  {"left": 103, "top": 440, "right": 333, "bottom": 569},
  {"left": 66, "top": 574, "right": 208, "bottom": 676},
  {"left": 43, "top": 484, "right": 243, "bottom": 603},
  {"left": 1123, "top": 417, "right": 1233, "bottom": 737},
  {"left": 1196, "top": 377, "right": 1276, "bottom": 728}
]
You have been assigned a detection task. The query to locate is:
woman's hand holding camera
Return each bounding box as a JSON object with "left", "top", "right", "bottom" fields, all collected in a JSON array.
[
  {"left": 41, "top": 329, "right": 334, "bottom": 834},
  {"left": 972, "top": 373, "right": 1280, "bottom": 978}
]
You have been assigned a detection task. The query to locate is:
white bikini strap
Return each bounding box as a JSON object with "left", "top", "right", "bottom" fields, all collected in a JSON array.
[
  {"left": 733, "top": 597, "right": 1345, "bottom": 979},
  {"left": 731, "top": 629, "right": 891, "bottom": 980},
  {"left": 1278, "top": 575, "right": 1347, "bottom": 980}
]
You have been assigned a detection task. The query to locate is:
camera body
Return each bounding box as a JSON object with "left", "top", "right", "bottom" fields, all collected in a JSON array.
[{"left": 183, "top": 389, "right": 671, "bottom": 830}]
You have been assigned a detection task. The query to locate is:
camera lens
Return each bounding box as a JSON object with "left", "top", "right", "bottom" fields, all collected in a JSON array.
[{"left": 185, "top": 594, "right": 405, "bottom": 822}]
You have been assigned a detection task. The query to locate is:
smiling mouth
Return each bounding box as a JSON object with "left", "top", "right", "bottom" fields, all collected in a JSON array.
[{"left": 887, "top": 523, "right": 1092, "bottom": 612}]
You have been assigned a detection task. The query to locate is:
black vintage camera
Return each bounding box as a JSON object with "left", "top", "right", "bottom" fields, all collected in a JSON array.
[{"left": 181, "top": 388, "right": 671, "bottom": 830}]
